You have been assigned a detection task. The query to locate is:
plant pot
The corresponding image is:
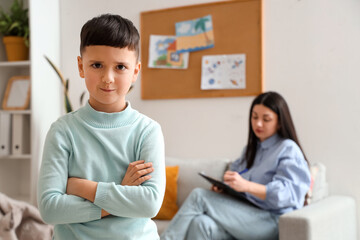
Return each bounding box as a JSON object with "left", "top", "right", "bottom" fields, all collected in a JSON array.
[{"left": 2, "top": 36, "right": 29, "bottom": 61}]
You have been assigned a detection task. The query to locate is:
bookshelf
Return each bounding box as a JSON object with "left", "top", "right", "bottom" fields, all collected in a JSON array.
[{"left": 0, "top": 0, "right": 61, "bottom": 204}]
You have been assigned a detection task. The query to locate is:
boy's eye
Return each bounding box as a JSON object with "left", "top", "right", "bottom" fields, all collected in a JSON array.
[
  {"left": 91, "top": 63, "right": 102, "bottom": 68},
  {"left": 116, "top": 65, "right": 126, "bottom": 70}
]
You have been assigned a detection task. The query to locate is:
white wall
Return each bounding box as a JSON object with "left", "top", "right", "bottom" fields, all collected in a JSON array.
[
  {"left": 30, "top": 0, "right": 61, "bottom": 204},
  {"left": 60, "top": 0, "right": 360, "bottom": 234}
]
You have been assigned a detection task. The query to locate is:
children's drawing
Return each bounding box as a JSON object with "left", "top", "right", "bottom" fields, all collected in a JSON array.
[
  {"left": 148, "top": 35, "right": 189, "bottom": 69},
  {"left": 201, "top": 54, "right": 246, "bottom": 90},
  {"left": 175, "top": 15, "right": 215, "bottom": 53}
]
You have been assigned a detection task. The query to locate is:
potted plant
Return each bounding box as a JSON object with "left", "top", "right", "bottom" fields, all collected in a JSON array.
[{"left": 0, "top": 0, "right": 29, "bottom": 61}]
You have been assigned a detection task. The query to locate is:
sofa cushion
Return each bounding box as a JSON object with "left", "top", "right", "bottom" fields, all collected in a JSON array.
[
  {"left": 153, "top": 166, "right": 179, "bottom": 220},
  {"left": 306, "top": 162, "right": 329, "bottom": 204},
  {"left": 165, "top": 157, "right": 230, "bottom": 206}
]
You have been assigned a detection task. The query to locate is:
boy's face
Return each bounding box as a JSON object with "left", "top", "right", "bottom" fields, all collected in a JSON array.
[{"left": 77, "top": 46, "right": 140, "bottom": 113}]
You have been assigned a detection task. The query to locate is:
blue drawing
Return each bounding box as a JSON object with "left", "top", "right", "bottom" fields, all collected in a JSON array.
[{"left": 175, "top": 15, "right": 215, "bottom": 53}]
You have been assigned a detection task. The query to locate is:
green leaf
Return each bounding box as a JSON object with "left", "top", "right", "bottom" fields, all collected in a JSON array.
[
  {"left": 44, "top": 55, "right": 67, "bottom": 87},
  {"left": 44, "top": 55, "right": 75, "bottom": 113},
  {"left": 65, "top": 79, "right": 69, "bottom": 91},
  {"left": 0, "top": 0, "right": 29, "bottom": 39},
  {"left": 79, "top": 91, "right": 86, "bottom": 105},
  {"left": 64, "top": 93, "right": 73, "bottom": 113}
]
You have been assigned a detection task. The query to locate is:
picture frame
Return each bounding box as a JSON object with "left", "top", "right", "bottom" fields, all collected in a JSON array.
[{"left": 2, "top": 76, "right": 31, "bottom": 110}]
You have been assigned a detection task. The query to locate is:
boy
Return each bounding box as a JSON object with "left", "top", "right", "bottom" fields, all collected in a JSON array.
[{"left": 37, "top": 14, "right": 165, "bottom": 240}]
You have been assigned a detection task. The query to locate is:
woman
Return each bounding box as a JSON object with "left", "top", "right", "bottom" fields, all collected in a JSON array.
[{"left": 161, "top": 91, "right": 311, "bottom": 240}]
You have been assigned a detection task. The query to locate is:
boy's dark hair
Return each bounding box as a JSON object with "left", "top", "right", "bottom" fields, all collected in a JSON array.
[
  {"left": 245, "top": 91, "right": 308, "bottom": 169},
  {"left": 80, "top": 14, "right": 140, "bottom": 60}
]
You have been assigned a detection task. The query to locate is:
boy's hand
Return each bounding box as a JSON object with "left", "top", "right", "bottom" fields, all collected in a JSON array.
[{"left": 121, "top": 160, "right": 154, "bottom": 186}]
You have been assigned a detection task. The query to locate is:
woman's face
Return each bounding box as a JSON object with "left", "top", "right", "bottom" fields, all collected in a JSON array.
[{"left": 251, "top": 104, "right": 279, "bottom": 142}]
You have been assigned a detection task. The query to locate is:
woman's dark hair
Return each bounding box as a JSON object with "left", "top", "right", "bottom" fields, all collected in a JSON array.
[
  {"left": 80, "top": 14, "right": 140, "bottom": 60},
  {"left": 244, "top": 91, "right": 308, "bottom": 169}
]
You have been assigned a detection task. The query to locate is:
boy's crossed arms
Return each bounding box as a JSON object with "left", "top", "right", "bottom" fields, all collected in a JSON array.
[{"left": 66, "top": 160, "right": 154, "bottom": 217}]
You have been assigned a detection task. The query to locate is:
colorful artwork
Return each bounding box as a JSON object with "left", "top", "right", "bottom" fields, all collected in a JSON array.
[
  {"left": 201, "top": 54, "right": 246, "bottom": 90},
  {"left": 175, "top": 15, "right": 215, "bottom": 53},
  {"left": 148, "top": 35, "right": 189, "bottom": 69}
]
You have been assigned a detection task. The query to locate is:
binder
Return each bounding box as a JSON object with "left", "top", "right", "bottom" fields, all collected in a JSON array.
[
  {"left": 0, "top": 112, "right": 11, "bottom": 156},
  {"left": 11, "top": 114, "right": 30, "bottom": 155}
]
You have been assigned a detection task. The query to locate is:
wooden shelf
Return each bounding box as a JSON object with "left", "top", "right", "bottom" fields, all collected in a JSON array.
[
  {"left": 0, "top": 109, "right": 31, "bottom": 114},
  {"left": 0, "top": 154, "right": 31, "bottom": 160},
  {"left": 0, "top": 60, "right": 31, "bottom": 67}
]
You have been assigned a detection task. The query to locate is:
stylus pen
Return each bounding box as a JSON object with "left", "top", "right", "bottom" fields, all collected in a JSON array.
[{"left": 238, "top": 168, "right": 248, "bottom": 175}]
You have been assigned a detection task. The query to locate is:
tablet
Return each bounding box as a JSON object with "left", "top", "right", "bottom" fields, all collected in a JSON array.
[{"left": 198, "top": 172, "right": 259, "bottom": 207}]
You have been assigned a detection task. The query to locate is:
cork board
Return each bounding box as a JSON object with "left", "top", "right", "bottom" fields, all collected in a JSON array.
[{"left": 140, "top": 0, "right": 263, "bottom": 99}]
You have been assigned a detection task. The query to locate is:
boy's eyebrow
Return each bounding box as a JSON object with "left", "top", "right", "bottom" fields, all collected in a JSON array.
[
  {"left": 88, "top": 59, "right": 104, "bottom": 63},
  {"left": 114, "top": 61, "right": 131, "bottom": 65},
  {"left": 88, "top": 60, "right": 131, "bottom": 65}
]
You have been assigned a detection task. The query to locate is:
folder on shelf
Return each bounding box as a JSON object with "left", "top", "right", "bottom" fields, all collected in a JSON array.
[
  {"left": 0, "top": 112, "right": 11, "bottom": 156},
  {"left": 11, "top": 114, "right": 30, "bottom": 155}
]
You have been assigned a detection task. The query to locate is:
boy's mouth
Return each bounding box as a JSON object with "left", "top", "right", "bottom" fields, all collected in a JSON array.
[{"left": 100, "top": 88, "right": 115, "bottom": 92}]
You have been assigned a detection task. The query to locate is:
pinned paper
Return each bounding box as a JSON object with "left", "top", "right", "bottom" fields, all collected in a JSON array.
[
  {"left": 201, "top": 54, "right": 246, "bottom": 90},
  {"left": 175, "top": 15, "right": 215, "bottom": 53},
  {"left": 148, "top": 35, "right": 189, "bottom": 69}
]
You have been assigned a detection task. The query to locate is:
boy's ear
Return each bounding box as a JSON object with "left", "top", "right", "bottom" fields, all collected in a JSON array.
[
  {"left": 132, "top": 61, "right": 141, "bottom": 83},
  {"left": 77, "top": 56, "right": 85, "bottom": 78}
]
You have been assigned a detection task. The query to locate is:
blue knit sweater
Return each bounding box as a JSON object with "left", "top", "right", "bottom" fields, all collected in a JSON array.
[{"left": 37, "top": 102, "right": 165, "bottom": 239}]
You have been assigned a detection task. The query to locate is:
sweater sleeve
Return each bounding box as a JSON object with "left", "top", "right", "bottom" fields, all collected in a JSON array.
[
  {"left": 93, "top": 122, "right": 166, "bottom": 218},
  {"left": 37, "top": 122, "right": 101, "bottom": 225},
  {"left": 263, "top": 145, "right": 311, "bottom": 210}
]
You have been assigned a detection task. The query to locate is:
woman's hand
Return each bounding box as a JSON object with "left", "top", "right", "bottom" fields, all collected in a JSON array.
[
  {"left": 121, "top": 160, "right": 154, "bottom": 186},
  {"left": 223, "top": 171, "right": 249, "bottom": 192},
  {"left": 211, "top": 185, "right": 223, "bottom": 193},
  {"left": 223, "top": 170, "right": 267, "bottom": 200}
]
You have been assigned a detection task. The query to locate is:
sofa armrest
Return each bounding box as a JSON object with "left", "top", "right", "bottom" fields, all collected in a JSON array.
[{"left": 279, "top": 195, "right": 357, "bottom": 240}]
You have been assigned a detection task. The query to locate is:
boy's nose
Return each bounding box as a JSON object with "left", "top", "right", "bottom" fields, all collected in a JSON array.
[{"left": 102, "top": 70, "right": 115, "bottom": 84}]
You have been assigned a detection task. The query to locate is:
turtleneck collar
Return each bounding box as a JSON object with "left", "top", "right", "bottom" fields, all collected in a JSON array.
[{"left": 77, "top": 101, "right": 139, "bottom": 128}]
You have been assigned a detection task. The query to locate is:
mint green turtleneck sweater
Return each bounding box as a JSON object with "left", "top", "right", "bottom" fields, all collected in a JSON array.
[{"left": 37, "top": 102, "right": 165, "bottom": 240}]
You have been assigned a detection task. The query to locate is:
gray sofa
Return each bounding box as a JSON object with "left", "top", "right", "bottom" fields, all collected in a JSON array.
[{"left": 155, "top": 157, "right": 357, "bottom": 240}]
